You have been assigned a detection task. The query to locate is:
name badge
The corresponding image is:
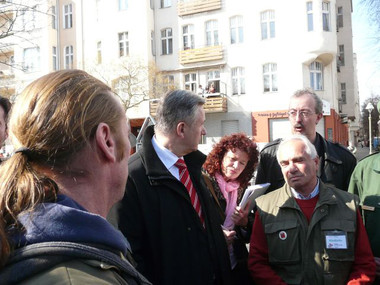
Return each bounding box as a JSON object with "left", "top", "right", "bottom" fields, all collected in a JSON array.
[{"left": 325, "top": 231, "right": 347, "bottom": 249}]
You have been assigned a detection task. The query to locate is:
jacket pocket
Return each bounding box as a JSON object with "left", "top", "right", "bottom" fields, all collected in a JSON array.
[
  {"left": 264, "top": 220, "right": 300, "bottom": 264},
  {"left": 321, "top": 219, "right": 355, "bottom": 261},
  {"left": 321, "top": 219, "right": 355, "bottom": 280}
]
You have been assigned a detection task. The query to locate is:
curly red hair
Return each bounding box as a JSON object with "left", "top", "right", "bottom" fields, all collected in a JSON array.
[{"left": 203, "top": 133, "right": 259, "bottom": 190}]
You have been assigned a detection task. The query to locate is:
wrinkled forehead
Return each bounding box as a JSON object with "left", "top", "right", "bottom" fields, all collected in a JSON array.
[
  {"left": 289, "top": 94, "right": 316, "bottom": 111},
  {"left": 278, "top": 140, "right": 307, "bottom": 160}
]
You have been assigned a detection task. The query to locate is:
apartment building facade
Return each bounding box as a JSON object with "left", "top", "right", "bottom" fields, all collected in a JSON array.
[{"left": 0, "top": 0, "right": 360, "bottom": 148}]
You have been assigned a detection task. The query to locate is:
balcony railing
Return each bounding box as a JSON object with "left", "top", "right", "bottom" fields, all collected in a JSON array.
[
  {"left": 178, "top": 0, "right": 221, "bottom": 16},
  {"left": 179, "top": 45, "right": 223, "bottom": 65},
  {"left": 149, "top": 94, "right": 227, "bottom": 117}
]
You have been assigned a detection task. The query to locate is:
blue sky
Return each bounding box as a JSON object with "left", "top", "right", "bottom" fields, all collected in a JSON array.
[{"left": 352, "top": 0, "right": 380, "bottom": 107}]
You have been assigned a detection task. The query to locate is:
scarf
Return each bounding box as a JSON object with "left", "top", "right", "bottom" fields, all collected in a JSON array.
[{"left": 215, "top": 172, "right": 240, "bottom": 230}]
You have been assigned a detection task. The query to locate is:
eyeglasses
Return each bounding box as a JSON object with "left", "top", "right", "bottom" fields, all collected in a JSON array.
[{"left": 288, "top": 110, "right": 315, "bottom": 118}]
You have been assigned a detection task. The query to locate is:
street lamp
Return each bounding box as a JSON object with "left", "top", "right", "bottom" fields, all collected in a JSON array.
[{"left": 366, "top": 102, "right": 374, "bottom": 154}]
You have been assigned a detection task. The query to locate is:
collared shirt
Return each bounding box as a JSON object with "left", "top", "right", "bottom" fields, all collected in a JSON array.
[
  {"left": 151, "top": 136, "right": 181, "bottom": 180},
  {"left": 291, "top": 179, "right": 320, "bottom": 200}
]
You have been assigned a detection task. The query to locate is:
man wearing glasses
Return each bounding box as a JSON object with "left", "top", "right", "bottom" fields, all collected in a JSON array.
[{"left": 256, "top": 88, "right": 356, "bottom": 192}]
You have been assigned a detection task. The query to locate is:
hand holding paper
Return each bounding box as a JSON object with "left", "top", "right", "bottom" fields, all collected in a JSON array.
[{"left": 239, "top": 183, "right": 270, "bottom": 212}]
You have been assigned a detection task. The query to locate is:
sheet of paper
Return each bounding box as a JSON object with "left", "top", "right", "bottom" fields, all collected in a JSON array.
[{"left": 239, "top": 183, "right": 270, "bottom": 211}]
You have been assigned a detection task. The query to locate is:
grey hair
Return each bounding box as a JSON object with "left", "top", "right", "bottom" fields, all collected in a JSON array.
[
  {"left": 291, "top": 88, "right": 323, "bottom": 115},
  {"left": 154, "top": 89, "right": 205, "bottom": 135},
  {"left": 276, "top": 134, "right": 318, "bottom": 163}
]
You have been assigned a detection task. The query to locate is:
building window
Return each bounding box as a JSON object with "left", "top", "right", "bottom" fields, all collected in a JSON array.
[
  {"left": 97, "top": 41, "right": 102, "bottom": 64},
  {"left": 337, "top": 6, "right": 343, "bottom": 28},
  {"left": 163, "top": 75, "right": 175, "bottom": 91},
  {"left": 232, "top": 67, "right": 245, "bottom": 95},
  {"left": 206, "top": 20, "right": 219, "bottom": 46},
  {"left": 261, "top": 10, "right": 275, "bottom": 40},
  {"left": 52, "top": 5, "right": 56, "bottom": 29},
  {"left": 160, "top": 0, "right": 171, "bottom": 8},
  {"left": 322, "top": 1, "right": 330, "bottom": 31},
  {"left": 207, "top": 70, "right": 220, "bottom": 93},
  {"left": 306, "top": 2, "right": 313, "bottom": 31},
  {"left": 183, "top": 25, "right": 194, "bottom": 50},
  {"left": 23, "top": 47, "right": 40, "bottom": 72},
  {"left": 310, "top": 61, "right": 323, "bottom": 90},
  {"left": 161, "top": 28, "right": 173, "bottom": 55},
  {"left": 341, "top": 83, "right": 346, "bottom": 104},
  {"left": 63, "top": 3, "right": 73, "bottom": 29},
  {"left": 119, "top": 0, "right": 128, "bottom": 10},
  {"left": 151, "top": 31, "right": 155, "bottom": 56},
  {"left": 119, "top": 32, "right": 129, "bottom": 57},
  {"left": 184, "top": 73, "right": 197, "bottom": 92},
  {"left": 263, "top": 63, "right": 277, "bottom": 92},
  {"left": 339, "top": 44, "right": 345, "bottom": 66},
  {"left": 22, "top": 8, "right": 36, "bottom": 30},
  {"left": 52, "top": 46, "right": 57, "bottom": 70},
  {"left": 230, "top": 16, "right": 244, "bottom": 44},
  {"left": 64, "top": 45, "right": 74, "bottom": 69}
]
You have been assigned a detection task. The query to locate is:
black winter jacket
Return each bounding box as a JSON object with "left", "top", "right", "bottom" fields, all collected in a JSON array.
[
  {"left": 108, "top": 126, "right": 232, "bottom": 285},
  {"left": 255, "top": 133, "right": 356, "bottom": 192}
]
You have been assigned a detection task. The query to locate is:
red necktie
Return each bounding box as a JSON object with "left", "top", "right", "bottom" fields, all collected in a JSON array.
[{"left": 175, "top": 159, "right": 205, "bottom": 226}]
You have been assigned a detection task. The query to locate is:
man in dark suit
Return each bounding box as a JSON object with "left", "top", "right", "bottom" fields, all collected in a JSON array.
[{"left": 109, "top": 90, "right": 231, "bottom": 285}]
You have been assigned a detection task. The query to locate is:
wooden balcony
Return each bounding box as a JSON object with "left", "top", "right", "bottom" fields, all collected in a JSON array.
[
  {"left": 179, "top": 45, "right": 223, "bottom": 65},
  {"left": 178, "top": 0, "right": 221, "bottom": 16},
  {"left": 149, "top": 94, "right": 227, "bottom": 117},
  {"left": 203, "top": 94, "right": 227, "bottom": 113}
]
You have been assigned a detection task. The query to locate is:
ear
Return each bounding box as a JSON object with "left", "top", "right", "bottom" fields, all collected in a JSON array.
[
  {"left": 315, "top": 113, "right": 323, "bottom": 124},
  {"left": 314, "top": 156, "right": 320, "bottom": 168},
  {"left": 95, "top": 122, "right": 117, "bottom": 163},
  {"left": 176, "top": 122, "right": 186, "bottom": 139}
]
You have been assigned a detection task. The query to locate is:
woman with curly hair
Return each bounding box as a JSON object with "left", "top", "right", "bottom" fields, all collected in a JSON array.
[{"left": 203, "top": 132, "right": 259, "bottom": 285}]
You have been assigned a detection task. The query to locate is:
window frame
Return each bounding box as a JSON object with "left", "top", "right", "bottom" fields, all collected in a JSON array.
[
  {"left": 205, "top": 20, "right": 219, "bottom": 46},
  {"left": 230, "top": 15, "right": 244, "bottom": 44},
  {"left": 51, "top": 5, "right": 57, "bottom": 29},
  {"left": 97, "top": 41, "right": 102, "bottom": 64},
  {"left": 64, "top": 45, "right": 74, "bottom": 69},
  {"left": 340, "top": 82, "right": 346, "bottom": 104},
  {"left": 182, "top": 24, "right": 195, "bottom": 50},
  {"left": 339, "top": 44, "right": 345, "bottom": 66},
  {"left": 337, "top": 6, "right": 343, "bottom": 28},
  {"left": 232, "top": 67, "right": 245, "bottom": 95},
  {"left": 23, "top": 47, "right": 40, "bottom": 72},
  {"left": 118, "top": 32, "right": 129, "bottom": 57},
  {"left": 160, "top": 0, "right": 171, "bottom": 8},
  {"left": 322, "top": 1, "right": 330, "bottom": 32},
  {"left": 161, "top": 28, "right": 173, "bottom": 55},
  {"left": 261, "top": 10, "right": 275, "bottom": 40},
  {"left": 207, "top": 70, "right": 221, "bottom": 93},
  {"left": 306, "top": 2, "right": 313, "bottom": 32},
  {"left": 52, "top": 46, "right": 57, "bottom": 70},
  {"left": 310, "top": 61, "right": 323, "bottom": 91},
  {"left": 184, "top": 73, "right": 197, "bottom": 92},
  {"left": 119, "top": 0, "right": 128, "bottom": 11},
  {"left": 263, "top": 63, "right": 278, "bottom": 92},
  {"left": 63, "top": 3, "right": 73, "bottom": 29}
]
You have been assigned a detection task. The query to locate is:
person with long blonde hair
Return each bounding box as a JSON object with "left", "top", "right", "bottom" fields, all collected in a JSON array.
[{"left": 0, "top": 70, "right": 150, "bottom": 284}]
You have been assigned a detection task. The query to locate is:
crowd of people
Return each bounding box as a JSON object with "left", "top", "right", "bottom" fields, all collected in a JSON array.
[{"left": 0, "top": 70, "right": 378, "bottom": 284}]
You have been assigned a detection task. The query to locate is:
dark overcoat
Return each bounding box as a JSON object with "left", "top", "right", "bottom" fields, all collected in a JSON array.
[{"left": 108, "top": 125, "right": 232, "bottom": 285}]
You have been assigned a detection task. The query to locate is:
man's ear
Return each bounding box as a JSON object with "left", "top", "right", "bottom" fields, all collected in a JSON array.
[
  {"left": 314, "top": 156, "right": 320, "bottom": 168},
  {"left": 315, "top": 113, "right": 323, "bottom": 124},
  {"left": 95, "top": 122, "right": 117, "bottom": 163},
  {"left": 176, "top": 122, "right": 186, "bottom": 138}
]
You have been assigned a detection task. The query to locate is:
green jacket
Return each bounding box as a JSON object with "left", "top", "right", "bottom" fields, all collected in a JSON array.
[
  {"left": 256, "top": 182, "right": 358, "bottom": 284},
  {"left": 348, "top": 152, "right": 380, "bottom": 257}
]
